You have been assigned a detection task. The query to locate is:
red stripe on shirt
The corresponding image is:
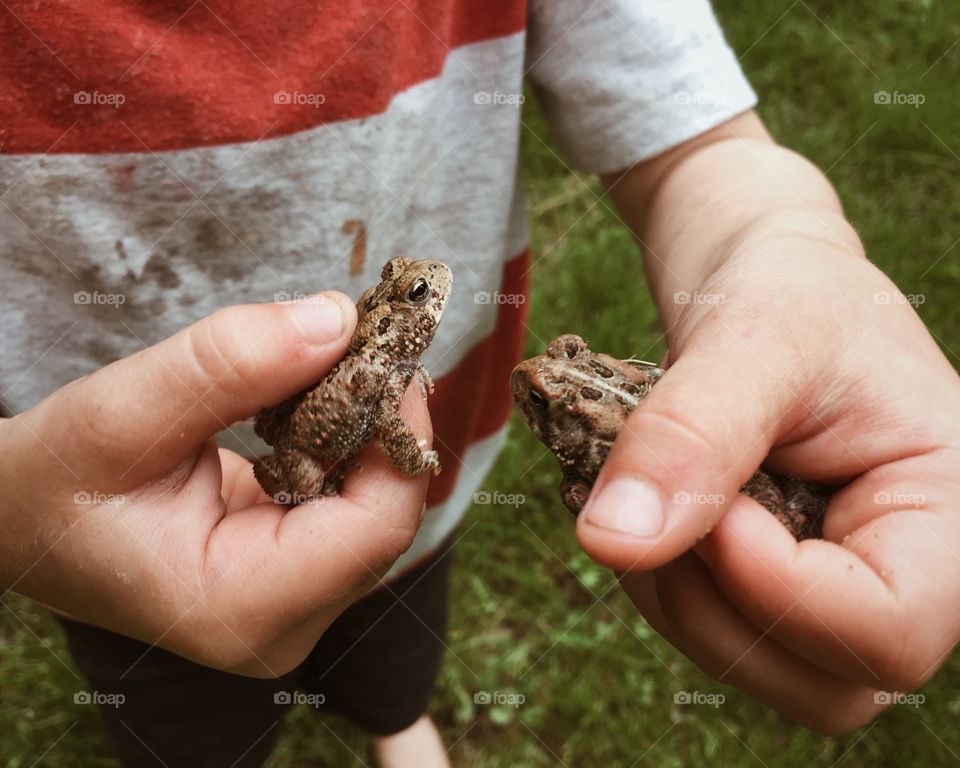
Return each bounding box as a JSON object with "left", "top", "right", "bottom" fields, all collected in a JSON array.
[
  {"left": 426, "top": 247, "right": 529, "bottom": 506},
  {"left": 0, "top": 0, "right": 526, "bottom": 154}
]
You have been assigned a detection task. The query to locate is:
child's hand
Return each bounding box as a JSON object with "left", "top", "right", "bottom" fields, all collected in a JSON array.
[
  {"left": 576, "top": 236, "right": 960, "bottom": 732},
  {"left": 0, "top": 294, "right": 433, "bottom": 677}
]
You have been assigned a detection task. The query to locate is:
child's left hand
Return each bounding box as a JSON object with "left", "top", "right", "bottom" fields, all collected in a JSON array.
[{"left": 576, "top": 239, "right": 960, "bottom": 732}]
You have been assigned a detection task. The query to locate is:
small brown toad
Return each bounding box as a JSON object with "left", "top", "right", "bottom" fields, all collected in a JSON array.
[
  {"left": 511, "top": 334, "right": 827, "bottom": 540},
  {"left": 253, "top": 256, "right": 452, "bottom": 501}
]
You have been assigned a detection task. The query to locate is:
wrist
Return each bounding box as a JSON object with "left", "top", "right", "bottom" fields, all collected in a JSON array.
[
  {"left": 650, "top": 206, "right": 867, "bottom": 322},
  {"left": 725, "top": 206, "right": 865, "bottom": 266},
  {"left": 0, "top": 416, "right": 49, "bottom": 591}
]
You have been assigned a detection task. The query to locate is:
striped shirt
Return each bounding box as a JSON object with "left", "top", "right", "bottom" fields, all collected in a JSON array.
[{"left": 0, "top": 0, "right": 755, "bottom": 576}]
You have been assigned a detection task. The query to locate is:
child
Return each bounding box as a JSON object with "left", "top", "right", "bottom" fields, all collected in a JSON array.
[{"left": 2, "top": 0, "right": 954, "bottom": 762}]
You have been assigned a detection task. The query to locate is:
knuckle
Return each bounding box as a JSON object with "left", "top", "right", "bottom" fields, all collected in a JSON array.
[
  {"left": 620, "top": 400, "right": 727, "bottom": 481},
  {"left": 186, "top": 309, "right": 260, "bottom": 398},
  {"left": 688, "top": 654, "right": 879, "bottom": 736},
  {"left": 238, "top": 660, "right": 295, "bottom": 679},
  {"left": 797, "top": 700, "right": 880, "bottom": 736},
  {"left": 639, "top": 399, "right": 722, "bottom": 457},
  {"left": 177, "top": 626, "right": 276, "bottom": 676},
  {"left": 874, "top": 621, "right": 938, "bottom": 692},
  {"left": 370, "top": 524, "right": 418, "bottom": 573},
  {"left": 65, "top": 377, "right": 134, "bottom": 470},
  {"left": 228, "top": 648, "right": 300, "bottom": 679}
]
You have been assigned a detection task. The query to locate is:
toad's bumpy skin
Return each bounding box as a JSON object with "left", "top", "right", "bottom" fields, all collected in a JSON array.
[
  {"left": 511, "top": 334, "right": 828, "bottom": 540},
  {"left": 253, "top": 257, "right": 452, "bottom": 501}
]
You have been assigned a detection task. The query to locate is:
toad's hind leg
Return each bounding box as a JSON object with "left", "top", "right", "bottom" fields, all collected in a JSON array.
[
  {"left": 374, "top": 412, "right": 441, "bottom": 476},
  {"left": 254, "top": 390, "right": 307, "bottom": 445},
  {"left": 254, "top": 447, "right": 329, "bottom": 502}
]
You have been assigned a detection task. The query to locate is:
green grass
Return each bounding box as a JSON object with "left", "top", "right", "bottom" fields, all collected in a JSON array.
[{"left": 4, "top": 2, "right": 960, "bottom": 765}]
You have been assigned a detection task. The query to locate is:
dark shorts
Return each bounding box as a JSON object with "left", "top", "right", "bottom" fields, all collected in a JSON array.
[{"left": 56, "top": 543, "right": 452, "bottom": 768}]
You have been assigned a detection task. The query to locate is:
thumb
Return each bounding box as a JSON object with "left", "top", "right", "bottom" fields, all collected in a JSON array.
[
  {"left": 576, "top": 332, "right": 802, "bottom": 571},
  {"left": 40, "top": 293, "right": 357, "bottom": 485}
]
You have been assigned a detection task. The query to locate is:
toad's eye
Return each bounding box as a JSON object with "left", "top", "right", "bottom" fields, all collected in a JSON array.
[
  {"left": 528, "top": 388, "right": 549, "bottom": 410},
  {"left": 407, "top": 278, "right": 430, "bottom": 303}
]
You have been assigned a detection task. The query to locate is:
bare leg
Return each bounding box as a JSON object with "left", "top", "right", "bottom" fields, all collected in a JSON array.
[{"left": 372, "top": 716, "right": 450, "bottom": 768}]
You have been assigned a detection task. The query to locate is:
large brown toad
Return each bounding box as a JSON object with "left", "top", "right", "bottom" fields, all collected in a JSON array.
[
  {"left": 253, "top": 256, "right": 452, "bottom": 501},
  {"left": 511, "top": 334, "right": 828, "bottom": 540}
]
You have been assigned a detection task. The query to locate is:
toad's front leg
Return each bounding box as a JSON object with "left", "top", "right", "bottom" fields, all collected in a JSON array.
[
  {"left": 416, "top": 363, "right": 435, "bottom": 399},
  {"left": 375, "top": 412, "right": 441, "bottom": 476},
  {"left": 374, "top": 369, "right": 440, "bottom": 476},
  {"left": 560, "top": 474, "right": 592, "bottom": 514}
]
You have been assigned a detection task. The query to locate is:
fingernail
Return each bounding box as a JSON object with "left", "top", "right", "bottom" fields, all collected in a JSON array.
[
  {"left": 286, "top": 294, "right": 344, "bottom": 343},
  {"left": 583, "top": 476, "right": 664, "bottom": 537}
]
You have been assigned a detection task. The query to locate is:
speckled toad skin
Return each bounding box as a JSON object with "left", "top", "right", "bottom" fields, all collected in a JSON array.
[
  {"left": 511, "top": 334, "right": 828, "bottom": 540},
  {"left": 253, "top": 256, "right": 452, "bottom": 501}
]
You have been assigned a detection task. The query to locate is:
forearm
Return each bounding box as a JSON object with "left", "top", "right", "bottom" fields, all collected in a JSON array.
[
  {"left": 0, "top": 416, "right": 50, "bottom": 592},
  {"left": 0, "top": 417, "right": 22, "bottom": 589},
  {"left": 602, "top": 112, "right": 865, "bottom": 322}
]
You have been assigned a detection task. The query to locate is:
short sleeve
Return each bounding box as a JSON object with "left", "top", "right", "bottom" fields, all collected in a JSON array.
[{"left": 525, "top": 0, "right": 758, "bottom": 174}]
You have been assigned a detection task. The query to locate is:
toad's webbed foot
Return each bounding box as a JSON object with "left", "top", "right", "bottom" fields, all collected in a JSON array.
[{"left": 416, "top": 363, "right": 435, "bottom": 399}]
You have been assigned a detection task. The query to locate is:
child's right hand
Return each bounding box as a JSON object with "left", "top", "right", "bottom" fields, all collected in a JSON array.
[{"left": 0, "top": 293, "right": 433, "bottom": 677}]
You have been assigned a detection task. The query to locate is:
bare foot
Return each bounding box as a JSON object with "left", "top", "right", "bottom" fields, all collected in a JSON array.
[{"left": 372, "top": 715, "right": 451, "bottom": 768}]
